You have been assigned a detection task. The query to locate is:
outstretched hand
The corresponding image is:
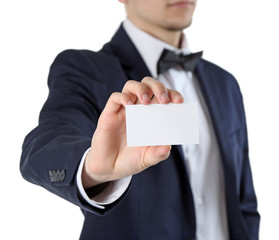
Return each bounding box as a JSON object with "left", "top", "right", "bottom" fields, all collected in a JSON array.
[{"left": 82, "top": 77, "right": 184, "bottom": 189}]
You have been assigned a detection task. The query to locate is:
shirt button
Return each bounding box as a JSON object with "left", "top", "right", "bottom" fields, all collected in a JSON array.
[{"left": 196, "top": 196, "right": 204, "bottom": 205}]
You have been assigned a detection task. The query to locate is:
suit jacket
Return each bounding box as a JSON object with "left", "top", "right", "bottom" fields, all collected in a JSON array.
[{"left": 20, "top": 24, "right": 260, "bottom": 240}]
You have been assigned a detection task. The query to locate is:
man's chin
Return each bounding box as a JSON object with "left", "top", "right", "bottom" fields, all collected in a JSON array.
[{"left": 166, "top": 20, "right": 193, "bottom": 31}]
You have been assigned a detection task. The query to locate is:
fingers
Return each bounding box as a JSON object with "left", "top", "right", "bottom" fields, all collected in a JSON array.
[
  {"left": 168, "top": 89, "right": 184, "bottom": 103},
  {"left": 104, "top": 92, "right": 134, "bottom": 114},
  {"left": 122, "top": 79, "right": 153, "bottom": 105},
  {"left": 141, "top": 145, "right": 172, "bottom": 169},
  {"left": 151, "top": 89, "right": 184, "bottom": 104},
  {"left": 122, "top": 77, "right": 184, "bottom": 105},
  {"left": 104, "top": 77, "right": 184, "bottom": 114},
  {"left": 141, "top": 77, "right": 170, "bottom": 104}
]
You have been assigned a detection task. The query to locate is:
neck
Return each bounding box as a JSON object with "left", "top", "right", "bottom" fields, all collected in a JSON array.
[{"left": 127, "top": 17, "right": 183, "bottom": 48}]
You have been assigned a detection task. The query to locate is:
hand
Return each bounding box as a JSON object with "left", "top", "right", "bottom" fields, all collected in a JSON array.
[{"left": 82, "top": 77, "right": 184, "bottom": 188}]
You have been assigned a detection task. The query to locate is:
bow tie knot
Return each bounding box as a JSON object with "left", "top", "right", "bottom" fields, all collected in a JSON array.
[{"left": 157, "top": 49, "right": 203, "bottom": 75}]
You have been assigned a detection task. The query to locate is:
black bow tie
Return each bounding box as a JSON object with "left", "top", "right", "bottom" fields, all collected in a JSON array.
[{"left": 157, "top": 49, "right": 203, "bottom": 75}]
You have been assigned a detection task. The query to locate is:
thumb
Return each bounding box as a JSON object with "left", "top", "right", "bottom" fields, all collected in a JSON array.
[{"left": 142, "top": 145, "right": 171, "bottom": 169}]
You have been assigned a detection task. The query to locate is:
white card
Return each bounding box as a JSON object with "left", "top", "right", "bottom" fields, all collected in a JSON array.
[{"left": 125, "top": 103, "right": 199, "bottom": 147}]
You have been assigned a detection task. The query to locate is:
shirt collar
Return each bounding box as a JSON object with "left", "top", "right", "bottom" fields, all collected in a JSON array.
[{"left": 123, "top": 18, "right": 191, "bottom": 78}]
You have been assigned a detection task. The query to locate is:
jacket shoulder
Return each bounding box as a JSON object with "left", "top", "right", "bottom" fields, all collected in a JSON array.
[
  {"left": 199, "top": 59, "right": 236, "bottom": 80},
  {"left": 51, "top": 49, "right": 119, "bottom": 73},
  {"left": 197, "top": 58, "right": 241, "bottom": 94},
  {"left": 54, "top": 49, "right": 117, "bottom": 62},
  {"left": 49, "top": 48, "right": 128, "bottom": 95}
]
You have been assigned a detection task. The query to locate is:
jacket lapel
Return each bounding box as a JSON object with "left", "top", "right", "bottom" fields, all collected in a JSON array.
[
  {"left": 195, "top": 61, "right": 247, "bottom": 237},
  {"left": 102, "top": 24, "right": 151, "bottom": 81},
  {"left": 194, "top": 60, "right": 237, "bottom": 180},
  {"left": 194, "top": 60, "right": 233, "bottom": 182}
]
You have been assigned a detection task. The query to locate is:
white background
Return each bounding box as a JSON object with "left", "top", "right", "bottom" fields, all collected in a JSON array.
[{"left": 1, "top": 0, "right": 278, "bottom": 239}]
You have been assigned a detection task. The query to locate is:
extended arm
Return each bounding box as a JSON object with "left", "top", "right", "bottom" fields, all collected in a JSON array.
[{"left": 20, "top": 50, "right": 183, "bottom": 215}]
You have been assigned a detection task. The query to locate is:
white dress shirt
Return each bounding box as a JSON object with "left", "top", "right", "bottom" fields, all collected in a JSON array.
[{"left": 77, "top": 18, "right": 229, "bottom": 240}]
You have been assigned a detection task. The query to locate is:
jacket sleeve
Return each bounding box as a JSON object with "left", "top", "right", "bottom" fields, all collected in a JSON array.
[{"left": 20, "top": 50, "right": 127, "bottom": 215}]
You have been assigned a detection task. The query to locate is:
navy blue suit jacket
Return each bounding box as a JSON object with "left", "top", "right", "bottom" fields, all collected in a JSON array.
[{"left": 20, "top": 24, "right": 260, "bottom": 240}]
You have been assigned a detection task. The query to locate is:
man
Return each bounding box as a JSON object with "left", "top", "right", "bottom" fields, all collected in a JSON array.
[{"left": 20, "top": 0, "right": 260, "bottom": 239}]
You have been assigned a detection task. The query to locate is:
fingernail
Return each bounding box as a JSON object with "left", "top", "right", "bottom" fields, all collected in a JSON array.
[
  {"left": 174, "top": 94, "right": 184, "bottom": 101},
  {"left": 142, "top": 93, "right": 150, "bottom": 102},
  {"left": 161, "top": 92, "right": 169, "bottom": 102},
  {"left": 127, "top": 100, "right": 133, "bottom": 105}
]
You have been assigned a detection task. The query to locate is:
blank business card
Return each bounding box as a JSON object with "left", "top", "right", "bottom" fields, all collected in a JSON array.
[{"left": 125, "top": 103, "right": 199, "bottom": 147}]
